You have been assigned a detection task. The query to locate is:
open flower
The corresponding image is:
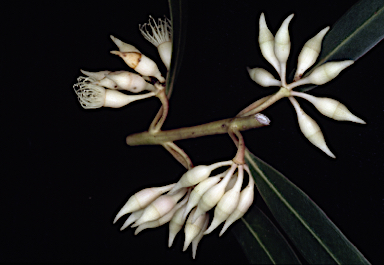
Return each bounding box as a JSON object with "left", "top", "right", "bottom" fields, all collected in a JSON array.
[
  {"left": 140, "top": 16, "right": 172, "bottom": 70},
  {"left": 113, "top": 160, "right": 255, "bottom": 259},
  {"left": 248, "top": 13, "right": 365, "bottom": 158},
  {"left": 73, "top": 76, "right": 156, "bottom": 109}
]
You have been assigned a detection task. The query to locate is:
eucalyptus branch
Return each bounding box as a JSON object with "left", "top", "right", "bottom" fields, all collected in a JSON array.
[{"left": 126, "top": 114, "right": 270, "bottom": 146}]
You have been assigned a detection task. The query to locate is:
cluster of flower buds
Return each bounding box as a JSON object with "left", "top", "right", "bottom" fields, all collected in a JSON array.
[
  {"left": 113, "top": 160, "right": 255, "bottom": 259},
  {"left": 73, "top": 17, "right": 172, "bottom": 109},
  {"left": 248, "top": 13, "right": 365, "bottom": 158}
]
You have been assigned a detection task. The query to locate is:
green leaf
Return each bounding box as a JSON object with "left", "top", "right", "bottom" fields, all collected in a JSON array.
[
  {"left": 297, "top": 0, "right": 384, "bottom": 92},
  {"left": 245, "top": 150, "right": 371, "bottom": 264},
  {"left": 232, "top": 204, "right": 301, "bottom": 264},
  {"left": 166, "top": 0, "right": 188, "bottom": 97}
]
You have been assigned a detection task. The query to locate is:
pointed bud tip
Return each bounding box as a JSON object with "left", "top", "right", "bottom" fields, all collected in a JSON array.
[
  {"left": 182, "top": 244, "right": 188, "bottom": 252},
  {"left": 322, "top": 147, "right": 336, "bottom": 158},
  {"left": 110, "top": 50, "right": 120, "bottom": 55}
]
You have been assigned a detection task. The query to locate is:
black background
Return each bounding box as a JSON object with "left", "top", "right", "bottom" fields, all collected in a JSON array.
[{"left": 3, "top": 0, "right": 384, "bottom": 263}]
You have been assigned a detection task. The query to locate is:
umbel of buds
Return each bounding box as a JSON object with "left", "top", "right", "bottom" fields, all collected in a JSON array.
[
  {"left": 248, "top": 13, "right": 365, "bottom": 158},
  {"left": 114, "top": 161, "right": 255, "bottom": 259}
]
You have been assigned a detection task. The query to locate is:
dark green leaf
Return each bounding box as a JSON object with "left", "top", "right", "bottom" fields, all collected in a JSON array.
[
  {"left": 297, "top": 0, "right": 384, "bottom": 92},
  {"left": 245, "top": 150, "right": 371, "bottom": 264},
  {"left": 166, "top": 0, "right": 188, "bottom": 97},
  {"left": 232, "top": 204, "right": 301, "bottom": 264}
]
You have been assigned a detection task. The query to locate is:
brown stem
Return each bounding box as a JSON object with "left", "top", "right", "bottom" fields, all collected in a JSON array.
[
  {"left": 162, "top": 142, "right": 193, "bottom": 170},
  {"left": 231, "top": 127, "right": 245, "bottom": 165}
]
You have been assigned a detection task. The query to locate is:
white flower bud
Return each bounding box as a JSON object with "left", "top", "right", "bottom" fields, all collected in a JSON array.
[
  {"left": 110, "top": 35, "right": 140, "bottom": 53},
  {"left": 192, "top": 164, "right": 237, "bottom": 223},
  {"left": 290, "top": 97, "right": 335, "bottom": 158},
  {"left": 274, "top": 14, "right": 294, "bottom": 65},
  {"left": 225, "top": 173, "right": 237, "bottom": 192},
  {"left": 248, "top": 67, "right": 281, "bottom": 87},
  {"left": 191, "top": 215, "right": 209, "bottom": 259},
  {"left": 80, "top": 69, "right": 111, "bottom": 81},
  {"left": 140, "top": 16, "right": 172, "bottom": 69},
  {"left": 78, "top": 70, "right": 118, "bottom": 90},
  {"left": 204, "top": 166, "right": 244, "bottom": 235},
  {"left": 169, "top": 161, "right": 233, "bottom": 194},
  {"left": 110, "top": 35, "right": 165, "bottom": 83},
  {"left": 296, "top": 93, "right": 365, "bottom": 124},
  {"left": 258, "top": 13, "right": 280, "bottom": 74},
  {"left": 294, "top": 27, "right": 330, "bottom": 80},
  {"left": 95, "top": 77, "right": 119, "bottom": 90},
  {"left": 134, "top": 188, "right": 187, "bottom": 226},
  {"left": 106, "top": 71, "right": 155, "bottom": 93},
  {"left": 183, "top": 209, "right": 208, "bottom": 252},
  {"left": 182, "top": 175, "right": 222, "bottom": 221},
  {"left": 120, "top": 209, "right": 144, "bottom": 231},
  {"left": 220, "top": 175, "right": 254, "bottom": 236},
  {"left": 134, "top": 192, "right": 188, "bottom": 235},
  {"left": 110, "top": 50, "right": 165, "bottom": 83},
  {"left": 168, "top": 204, "right": 188, "bottom": 247},
  {"left": 113, "top": 183, "right": 175, "bottom": 224},
  {"left": 306, "top": 60, "right": 354, "bottom": 85}
]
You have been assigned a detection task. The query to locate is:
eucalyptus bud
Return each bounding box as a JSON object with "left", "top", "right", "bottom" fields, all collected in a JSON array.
[
  {"left": 305, "top": 61, "right": 354, "bottom": 85},
  {"left": 106, "top": 71, "right": 155, "bottom": 93},
  {"left": 110, "top": 35, "right": 140, "bottom": 53},
  {"left": 95, "top": 76, "right": 119, "bottom": 89},
  {"left": 168, "top": 204, "right": 188, "bottom": 247},
  {"left": 110, "top": 35, "right": 165, "bottom": 82},
  {"left": 248, "top": 67, "right": 281, "bottom": 87},
  {"left": 204, "top": 166, "right": 244, "bottom": 235},
  {"left": 134, "top": 188, "right": 187, "bottom": 226},
  {"left": 191, "top": 216, "right": 209, "bottom": 259},
  {"left": 294, "top": 92, "right": 365, "bottom": 124},
  {"left": 169, "top": 161, "right": 233, "bottom": 194},
  {"left": 120, "top": 209, "right": 144, "bottom": 231},
  {"left": 79, "top": 70, "right": 118, "bottom": 90},
  {"left": 182, "top": 175, "right": 222, "bottom": 221},
  {"left": 290, "top": 97, "right": 335, "bottom": 158},
  {"left": 134, "top": 192, "right": 189, "bottom": 235},
  {"left": 274, "top": 14, "right": 294, "bottom": 65},
  {"left": 225, "top": 173, "right": 238, "bottom": 192},
  {"left": 80, "top": 69, "right": 111, "bottom": 81},
  {"left": 294, "top": 27, "right": 330, "bottom": 80},
  {"left": 113, "top": 183, "right": 175, "bottom": 224},
  {"left": 258, "top": 13, "right": 280, "bottom": 74},
  {"left": 183, "top": 209, "right": 208, "bottom": 252},
  {"left": 220, "top": 175, "right": 254, "bottom": 236},
  {"left": 192, "top": 164, "right": 237, "bottom": 223}
]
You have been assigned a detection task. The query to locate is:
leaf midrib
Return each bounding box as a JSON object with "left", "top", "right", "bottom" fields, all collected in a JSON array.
[
  {"left": 309, "top": 4, "right": 384, "bottom": 73},
  {"left": 245, "top": 151, "right": 341, "bottom": 264},
  {"left": 240, "top": 217, "right": 277, "bottom": 264}
]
